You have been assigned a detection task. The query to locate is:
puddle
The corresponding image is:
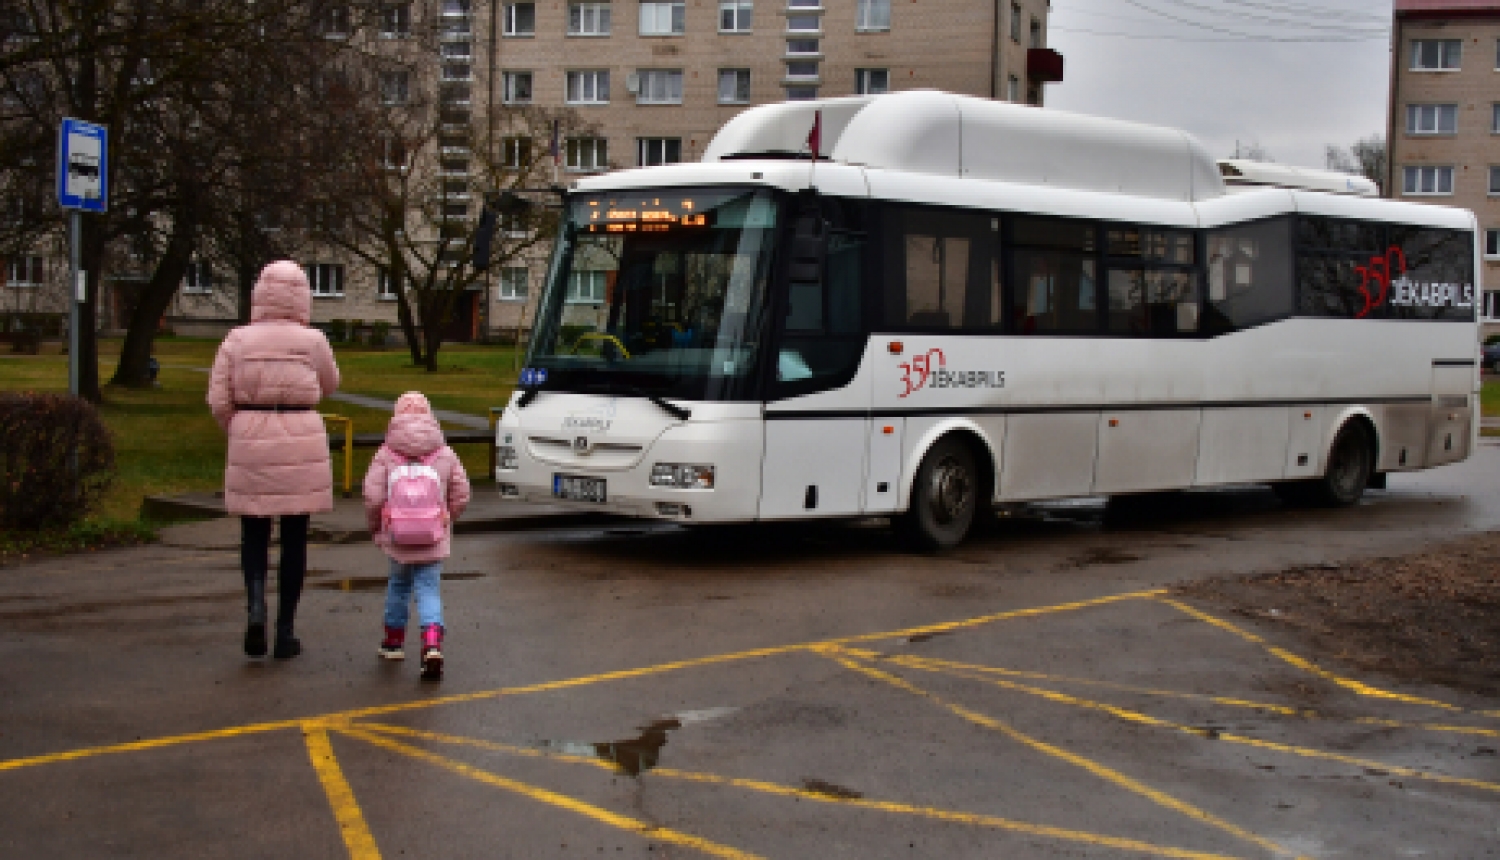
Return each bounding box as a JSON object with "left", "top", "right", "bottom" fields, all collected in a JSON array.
[
  {"left": 593, "top": 719, "right": 680, "bottom": 775},
  {"left": 802, "top": 778, "right": 863, "bottom": 799},
  {"left": 1067, "top": 547, "right": 1142, "bottom": 567},
  {"left": 312, "top": 572, "right": 485, "bottom": 591},
  {"left": 907, "top": 631, "right": 950, "bottom": 644}
]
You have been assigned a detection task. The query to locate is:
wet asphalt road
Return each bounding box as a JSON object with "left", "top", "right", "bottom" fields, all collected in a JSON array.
[{"left": 4, "top": 448, "right": 1500, "bottom": 859}]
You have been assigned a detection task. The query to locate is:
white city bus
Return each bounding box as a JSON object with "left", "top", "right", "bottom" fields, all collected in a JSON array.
[{"left": 494, "top": 90, "right": 1481, "bottom": 549}]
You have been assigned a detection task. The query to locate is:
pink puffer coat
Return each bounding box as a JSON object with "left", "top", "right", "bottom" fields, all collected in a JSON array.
[
  {"left": 207, "top": 261, "right": 340, "bottom": 516},
  {"left": 362, "top": 392, "right": 472, "bottom": 564}
]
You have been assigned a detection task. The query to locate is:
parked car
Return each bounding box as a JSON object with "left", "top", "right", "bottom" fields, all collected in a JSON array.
[{"left": 1483, "top": 341, "right": 1500, "bottom": 372}]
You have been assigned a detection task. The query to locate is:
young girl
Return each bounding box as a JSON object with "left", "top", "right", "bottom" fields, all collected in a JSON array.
[{"left": 363, "top": 391, "right": 471, "bottom": 680}]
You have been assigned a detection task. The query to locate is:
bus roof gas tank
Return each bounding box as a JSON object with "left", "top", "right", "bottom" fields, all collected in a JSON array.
[{"left": 702, "top": 90, "right": 1227, "bottom": 204}]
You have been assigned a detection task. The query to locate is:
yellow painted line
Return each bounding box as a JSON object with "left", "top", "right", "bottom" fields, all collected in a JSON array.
[
  {"left": 868, "top": 651, "right": 1500, "bottom": 739},
  {"left": 336, "top": 726, "right": 763, "bottom": 860},
  {"left": 0, "top": 588, "right": 1165, "bottom": 774},
  {"left": 863, "top": 649, "right": 1500, "bottom": 796},
  {"left": 352, "top": 722, "right": 1250, "bottom": 860},
  {"left": 1159, "top": 599, "right": 1500, "bottom": 719},
  {"left": 823, "top": 649, "right": 1298, "bottom": 859},
  {"left": 304, "top": 727, "right": 383, "bottom": 860}
]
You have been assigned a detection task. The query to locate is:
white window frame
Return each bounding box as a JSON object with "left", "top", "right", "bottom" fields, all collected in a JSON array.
[
  {"left": 566, "top": 70, "right": 610, "bottom": 104},
  {"left": 377, "top": 268, "right": 410, "bottom": 301},
  {"left": 567, "top": 269, "right": 607, "bottom": 303},
  {"left": 1490, "top": 166, "right": 1500, "bottom": 195},
  {"left": 1406, "top": 103, "right": 1457, "bottom": 135},
  {"left": 785, "top": 38, "right": 819, "bottom": 56},
  {"left": 784, "top": 85, "right": 818, "bottom": 101},
  {"left": 502, "top": 71, "right": 533, "bottom": 104},
  {"left": 1493, "top": 103, "right": 1500, "bottom": 134},
  {"left": 1486, "top": 229, "right": 1500, "bottom": 260},
  {"left": 183, "top": 260, "right": 213, "bottom": 294},
  {"left": 856, "top": 0, "right": 889, "bottom": 32},
  {"left": 379, "top": 3, "right": 412, "bottom": 37},
  {"left": 380, "top": 70, "right": 409, "bottom": 106},
  {"left": 785, "top": 13, "right": 820, "bottom": 33},
  {"left": 307, "top": 263, "right": 345, "bottom": 298},
  {"left": 499, "top": 266, "right": 529, "bottom": 301},
  {"left": 1402, "top": 165, "right": 1454, "bottom": 195},
  {"left": 718, "top": 68, "right": 750, "bottom": 104},
  {"left": 502, "top": 136, "right": 531, "bottom": 169},
  {"left": 441, "top": 41, "right": 472, "bottom": 60},
  {"left": 636, "top": 69, "right": 683, "bottom": 104},
  {"left": 442, "top": 63, "right": 473, "bottom": 82},
  {"left": 1410, "top": 38, "right": 1461, "bottom": 70},
  {"left": 1007, "top": 74, "right": 1019, "bottom": 102},
  {"left": 637, "top": 137, "right": 681, "bottom": 166},
  {"left": 719, "top": 0, "right": 751, "bottom": 32},
  {"left": 639, "top": 1, "right": 685, "bottom": 35},
  {"left": 6, "top": 255, "right": 43, "bottom": 287},
  {"left": 503, "top": 2, "right": 535, "bottom": 35},
  {"left": 569, "top": 2, "right": 612, "bottom": 35},
  {"left": 566, "top": 137, "right": 608, "bottom": 172},
  {"left": 855, "top": 67, "right": 888, "bottom": 94},
  {"left": 784, "top": 60, "right": 818, "bottom": 81},
  {"left": 320, "top": 5, "right": 352, "bottom": 38}
]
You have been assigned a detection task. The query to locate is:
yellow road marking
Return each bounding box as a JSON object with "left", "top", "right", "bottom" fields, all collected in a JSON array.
[
  {"left": 304, "top": 727, "right": 382, "bottom": 860},
  {"left": 337, "top": 726, "right": 763, "bottom": 860},
  {"left": 859, "top": 649, "right": 1500, "bottom": 796},
  {"left": 353, "top": 722, "right": 1251, "bottom": 860},
  {"left": 824, "top": 649, "right": 1299, "bottom": 859},
  {"left": 1159, "top": 599, "right": 1500, "bottom": 719},
  {"left": 871, "top": 651, "right": 1500, "bottom": 739},
  {"left": 0, "top": 589, "right": 1163, "bottom": 773}
]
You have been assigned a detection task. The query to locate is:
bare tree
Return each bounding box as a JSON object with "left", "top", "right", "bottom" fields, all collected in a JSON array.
[{"left": 1325, "top": 134, "right": 1387, "bottom": 194}]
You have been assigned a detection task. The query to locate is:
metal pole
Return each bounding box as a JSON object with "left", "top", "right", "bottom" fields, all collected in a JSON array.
[{"left": 67, "top": 209, "right": 81, "bottom": 397}]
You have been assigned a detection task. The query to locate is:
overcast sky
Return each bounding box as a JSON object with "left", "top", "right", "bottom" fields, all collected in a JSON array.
[{"left": 1044, "top": 0, "right": 1394, "bottom": 170}]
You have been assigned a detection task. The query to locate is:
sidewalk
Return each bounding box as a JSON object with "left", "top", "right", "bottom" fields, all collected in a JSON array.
[{"left": 149, "top": 490, "right": 616, "bottom": 550}]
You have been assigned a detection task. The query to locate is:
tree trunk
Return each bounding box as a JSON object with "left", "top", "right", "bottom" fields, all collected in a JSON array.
[{"left": 110, "top": 228, "right": 195, "bottom": 388}]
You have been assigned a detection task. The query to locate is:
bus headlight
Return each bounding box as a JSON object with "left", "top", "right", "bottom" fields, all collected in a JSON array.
[
  {"left": 650, "top": 463, "right": 715, "bottom": 489},
  {"left": 496, "top": 445, "right": 518, "bottom": 471}
]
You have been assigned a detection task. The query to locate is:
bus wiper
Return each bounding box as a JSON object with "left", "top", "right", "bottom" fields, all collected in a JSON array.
[{"left": 579, "top": 383, "right": 692, "bottom": 422}]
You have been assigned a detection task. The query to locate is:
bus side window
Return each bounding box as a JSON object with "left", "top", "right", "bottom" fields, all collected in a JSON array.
[
  {"left": 1010, "top": 216, "right": 1095, "bottom": 334},
  {"left": 1203, "top": 217, "right": 1294, "bottom": 334},
  {"left": 882, "top": 205, "right": 999, "bottom": 330}
]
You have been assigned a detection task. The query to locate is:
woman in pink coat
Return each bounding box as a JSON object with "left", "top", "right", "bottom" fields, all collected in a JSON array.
[
  {"left": 207, "top": 260, "right": 340, "bottom": 660},
  {"left": 362, "top": 391, "right": 471, "bottom": 680}
]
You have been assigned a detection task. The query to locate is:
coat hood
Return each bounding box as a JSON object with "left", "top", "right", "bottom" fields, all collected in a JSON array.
[
  {"left": 385, "top": 392, "right": 444, "bottom": 457},
  {"left": 250, "top": 260, "right": 312, "bottom": 325}
]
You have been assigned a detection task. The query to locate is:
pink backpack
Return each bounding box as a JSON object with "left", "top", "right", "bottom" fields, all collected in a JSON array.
[{"left": 383, "top": 450, "right": 446, "bottom": 546}]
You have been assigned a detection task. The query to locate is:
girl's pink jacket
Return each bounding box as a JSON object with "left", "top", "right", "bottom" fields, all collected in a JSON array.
[
  {"left": 207, "top": 261, "right": 340, "bottom": 517},
  {"left": 362, "top": 395, "right": 472, "bottom": 564}
]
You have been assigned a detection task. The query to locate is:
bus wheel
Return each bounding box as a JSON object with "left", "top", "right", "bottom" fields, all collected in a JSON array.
[
  {"left": 898, "top": 437, "right": 978, "bottom": 551},
  {"left": 1277, "top": 422, "right": 1373, "bottom": 508}
]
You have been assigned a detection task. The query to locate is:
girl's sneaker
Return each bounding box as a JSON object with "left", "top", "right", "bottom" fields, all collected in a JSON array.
[
  {"left": 420, "top": 624, "right": 444, "bottom": 680},
  {"left": 379, "top": 625, "right": 405, "bottom": 660}
]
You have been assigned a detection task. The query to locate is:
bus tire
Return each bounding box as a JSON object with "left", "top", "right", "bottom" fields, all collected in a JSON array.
[
  {"left": 1276, "top": 421, "right": 1374, "bottom": 508},
  {"left": 898, "top": 436, "right": 978, "bottom": 551}
]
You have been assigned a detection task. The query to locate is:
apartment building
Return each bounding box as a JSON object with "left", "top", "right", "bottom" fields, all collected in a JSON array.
[{"left": 1386, "top": 0, "right": 1499, "bottom": 326}]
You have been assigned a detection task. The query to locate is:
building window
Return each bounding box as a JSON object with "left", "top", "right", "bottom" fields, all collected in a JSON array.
[
  {"left": 855, "top": 68, "right": 888, "bottom": 94},
  {"left": 380, "top": 71, "right": 409, "bottom": 105},
  {"left": 718, "top": 68, "right": 751, "bottom": 103},
  {"left": 720, "top": 0, "right": 751, "bottom": 31},
  {"left": 567, "top": 270, "right": 607, "bottom": 303},
  {"left": 636, "top": 69, "right": 683, "bottom": 104},
  {"left": 441, "top": 41, "right": 472, "bottom": 60},
  {"left": 379, "top": 4, "right": 411, "bottom": 37},
  {"left": 6, "top": 255, "right": 43, "bottom": 286},
  {"left": 318, "top": 5, "right": 351, "bottom": 38},
  {"left": 784, "top": 85, "right": 818, "bottom": 100},
  {"left": 637, "top": 137, "right": 681, "bottom": 166},
  {"left": 1007, "top": 74, "right": 1019, "bottom": 102},
  {"left": 504, "top": 2, "right": 535, "bottom": 35},
  {"left": 570, "top": 2, "right": 612, "bottom": 35},
  {"left": 1491, "top": 166, "right": 1500, "bottom": 195},
  {"left": 566, "top": 137, "right": 608, "bottom": 171},
  {"left": 1402, "top": 166, "right": 1454, "bottom": 195},
  {"left": 566, "top": 70, "right": 610, "bottom": 104},
  {"left": 787, "top": 0, "right": 818, "bottom": 6},
  {"left": 639, "top": 1, "right": 685, "bottom": 35},
  {"left": 499, "top": 267, "right": 529, "bottom": 300},
  {"left": 786, "top": 38, "right": 818, "bottom": 55},
  {"left": 183, "top": 260, "right": 213, "bottom": 294},
  {"left": 1029, "top": 17, "right": 1041, "bottom": 49},
  {"left": 856, "top": 0, "right": 889, "bottom": 31},
  {"left": 1410, "top": 39, "right": 1460, "bottom": 70},
  {"left": 307, "top": 263, "right": 345, "bottom": 298},
  {"left": 786, "top": 14, "right": 819, "bottom": 32},
  {"left": 502, "top": 136, "right": 531, "bottom": 169},
  {"left": 1486, "top": 229, "right": 1500, "bottom": 259},
  {"left": 785, "top": 61, "right": 818, "bottom": 80},
  {"left": 502, "top": 71, "right": 533, "bottom": 104},
  {"left": 442, "top": 63, "right": 472, "bottom": 82},
  {"left": 1406, "top": 103, "right": 1457, "bottom": 135},
  {"left": 381, "top": 135, "right": 407, "bottom": 171},
  {"left": 377, "top": 268, "right": 409, "bottom": 300},
  {"left": 1493, "top": 103, "right": 1499, "bottom": 134},
  {"left": 1009, "top": 3, "right": 1020, "bottom": 41}
]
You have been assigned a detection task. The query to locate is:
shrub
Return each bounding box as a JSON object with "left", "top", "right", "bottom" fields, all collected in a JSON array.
[
  {"left": 0, "top": 393, "right": 115, "bottom": 530},
  {"left": 328, "top": 319, "right": 348, "bottom": 343},
  {"left": 349, "top": 318, "right": 365, "bottom": 346},
  {"left": 370, "top": 320, "right": 391, "bottom": 348}
]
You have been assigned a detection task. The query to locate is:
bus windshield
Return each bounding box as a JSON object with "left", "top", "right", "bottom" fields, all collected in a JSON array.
[{"left": 527, "top": 187, "right": 780, "bottom": 402}]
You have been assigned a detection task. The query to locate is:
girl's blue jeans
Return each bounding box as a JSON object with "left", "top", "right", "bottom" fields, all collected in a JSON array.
[{"left": 383, "top": 560, "right": 444, "bottom": 629}]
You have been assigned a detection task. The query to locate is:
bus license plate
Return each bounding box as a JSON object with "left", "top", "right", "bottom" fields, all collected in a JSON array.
[{"left": 553, "top": 474, "right": 606, "bottom": 503}]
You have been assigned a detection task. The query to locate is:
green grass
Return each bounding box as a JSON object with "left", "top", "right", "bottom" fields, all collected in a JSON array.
[
  {"left": 0, "top": 336, "right": 514, "bottom": 530},
  {"left": 1482, "top": 378, "right": 1500, "bottom": 419}
]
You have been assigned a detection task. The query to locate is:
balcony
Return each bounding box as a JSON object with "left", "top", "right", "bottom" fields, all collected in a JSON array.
[{"left": 1027, "top": 48, "right": 1064, "bottom": 84}]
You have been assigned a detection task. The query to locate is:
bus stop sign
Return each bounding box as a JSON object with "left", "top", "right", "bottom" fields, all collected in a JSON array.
[{"left": 57, "top": 118, "right": 107, "bottom": 212}]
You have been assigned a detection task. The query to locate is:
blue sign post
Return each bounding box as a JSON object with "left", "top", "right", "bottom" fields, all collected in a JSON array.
[{"left": 57, "top": 118, "right": 108, "bottom": 397}]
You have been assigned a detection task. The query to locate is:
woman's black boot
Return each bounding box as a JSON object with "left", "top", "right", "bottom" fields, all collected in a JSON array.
[{"left": 244, "top": 577, "right": 268, "bottom": 657}]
